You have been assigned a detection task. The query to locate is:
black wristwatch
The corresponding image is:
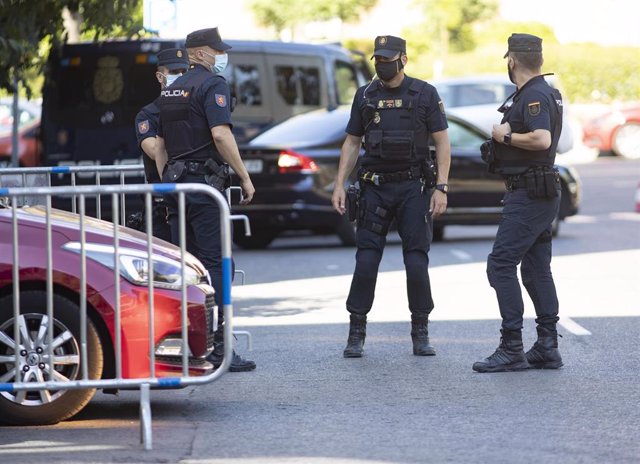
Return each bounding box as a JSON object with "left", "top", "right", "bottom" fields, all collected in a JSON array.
[
  {"left": 435, "top": 183, "right": 449, "bottom": 194},
  {"left": 503, "top": 132, "right": 512, "bottom": 145}
]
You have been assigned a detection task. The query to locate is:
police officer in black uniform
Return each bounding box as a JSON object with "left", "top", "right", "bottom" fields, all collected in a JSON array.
[
  {"left": 156, "top": 27, "right": 256, "bottom": 372},
  {"left": 133, "top": 48, "right": 188, "bottom": 241},
  {"left": 332, "top": 35, "right": 451, "bottom": 358},
  {"left": 473, "top": 34, "right": 564, "bottom": 373}
]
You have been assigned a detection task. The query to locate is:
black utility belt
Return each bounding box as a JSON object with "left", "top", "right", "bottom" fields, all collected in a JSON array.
[
  {"left": 360, "top": 166, "right": 423, "bottom": 186},
  {"left": 506, "top": 167, "right": 559, "bottom": 199}
]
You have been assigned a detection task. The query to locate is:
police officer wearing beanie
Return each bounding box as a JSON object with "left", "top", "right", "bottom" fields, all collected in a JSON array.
[
  {"left": 473, "top": 33, "right": 564, "bottom": 373},
  {"left": 155, "top": 27, "right": 256, "bottom": 372},
  {"left": 133, "top": 48, "right": 188, "bottom": 241},
  {"left": 332, "top": 35, "right": 451, "bottom": 358}
]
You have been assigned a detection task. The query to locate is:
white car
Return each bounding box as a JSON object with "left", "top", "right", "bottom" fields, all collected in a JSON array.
[{"left": 433, "top": 75, "right": 574, "bottom": 154}]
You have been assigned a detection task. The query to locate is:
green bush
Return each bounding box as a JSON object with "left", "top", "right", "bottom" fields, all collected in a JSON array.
[{"left": 407, "top": 42, "right": 639, "bottom": 103}]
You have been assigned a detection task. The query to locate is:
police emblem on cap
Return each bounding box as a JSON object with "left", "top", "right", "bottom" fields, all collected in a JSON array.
[
  {"left": 528, "top": 101, "right": 541, "bottom": 116},
  {"left": 177, "top": 50, "right": 183, "bottom": 57},
  {"left": 215, "top": 94, "right": 227, "bottom": 107},
  {"left": 379, "top": 37, "right": 387, "bottom": 45},
  {"left": 138, "top": 120, "right": 149, "bottom": 134}
]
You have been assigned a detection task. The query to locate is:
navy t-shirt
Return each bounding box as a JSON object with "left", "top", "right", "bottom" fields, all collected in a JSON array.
[{"left": 134, "top": 99, "right": 161, "bottom": 183}]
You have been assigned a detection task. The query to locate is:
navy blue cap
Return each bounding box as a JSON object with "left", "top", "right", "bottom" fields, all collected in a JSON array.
[
  {"left": 504, "top": 33, "right": 542, "bottom": 58},
  {"left": 185, "top": 27, "right": 231, "bottom": 51},
  {"left": 156, "top": 48, "right": 189, "bottom": 71},
  {"left": 371, "top": 35, "right": 406, "bottom": 59}
]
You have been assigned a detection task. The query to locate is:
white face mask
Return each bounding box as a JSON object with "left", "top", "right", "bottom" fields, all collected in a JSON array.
[
  {"left": 165, "top": 73, "right": 182, "bottom": 86},
  {"left": 202, "top": 51, "right": 228, "bottom": 74}
]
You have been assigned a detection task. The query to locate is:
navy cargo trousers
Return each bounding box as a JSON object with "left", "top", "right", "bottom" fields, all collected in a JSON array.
[
  {"left": 346, "top": 178, "right": 434, "bottom": 317},
  {"left": 487, "top": 188, "right": 561, "bottom": 331}
]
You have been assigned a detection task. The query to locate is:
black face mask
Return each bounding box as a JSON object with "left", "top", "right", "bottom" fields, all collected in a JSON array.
[
  {"left": 375, "top": 58, "right": 404, "bottom": 81},
  {"left": 507, "top": 61, "right": 516, "bottom": 84}
]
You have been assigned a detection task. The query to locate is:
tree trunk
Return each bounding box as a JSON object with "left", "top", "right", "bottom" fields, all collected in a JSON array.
[{"left": 62, "top": 6, "right": 82, "bottom": 43}]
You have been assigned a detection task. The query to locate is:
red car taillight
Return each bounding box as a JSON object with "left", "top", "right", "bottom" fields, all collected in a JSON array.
[{"left": 277, "top": 149, "right": 318, "bottom": 174}]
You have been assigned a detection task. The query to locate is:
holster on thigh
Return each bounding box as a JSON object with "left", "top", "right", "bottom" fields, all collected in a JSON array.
[{"left": 358, "top": 197, "right": 392, "bottom": 236}]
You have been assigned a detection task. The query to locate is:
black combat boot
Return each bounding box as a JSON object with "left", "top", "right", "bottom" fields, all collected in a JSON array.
[
  {"left": 472, "top": 329, "right": 530, "bottom": 373},
  {"left": 411, "top": 314, "right": 436, "bottom": 356},
  {"left": 343, "top": 314, "right": 367, "bottom": 358},
  {"left": 526, "top": 326, "right": 564, "bottom": 369},
  {"left": 206, "top": 328, "right": 256, "bottom": 372}
]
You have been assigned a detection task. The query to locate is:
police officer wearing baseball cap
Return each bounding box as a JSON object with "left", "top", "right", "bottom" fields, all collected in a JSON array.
[
  {"left": 132, "top": 47, "right": 189, "bottom": 241},
  {"left": 473, "top": 33, "right": 564, "bottom": 373},
  {"left": 155, "top": 27, "right": 256, "bottom": 372},
  {"left": 332, "top": 35, "right": 451, "bottom": 358}
]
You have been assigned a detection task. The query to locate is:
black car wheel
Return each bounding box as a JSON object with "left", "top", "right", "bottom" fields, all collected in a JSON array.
[
  {"left": 336, "top": 215, "right": 357, "bottom": 246},
  {"left": 0, "top": 291, "right": 104, "bottom": 425},
  {"left": 233, "top": 228, "right": 276, "bottom": 249}
]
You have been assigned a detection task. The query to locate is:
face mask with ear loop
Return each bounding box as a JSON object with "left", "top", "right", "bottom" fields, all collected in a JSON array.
[
  {"left": 165, "top": 73, "right": 182, "bottom": 86},
  {"left": 202, "top": 50, "right": 229, "bottom": 74},
  {"left": 157, "top": 72, "right": 183, "bottom": 87}
]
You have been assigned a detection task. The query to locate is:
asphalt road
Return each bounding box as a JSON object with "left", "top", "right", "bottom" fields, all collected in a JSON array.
[{"left": 1, "top": 156, "right": 638, "bottom": 463}]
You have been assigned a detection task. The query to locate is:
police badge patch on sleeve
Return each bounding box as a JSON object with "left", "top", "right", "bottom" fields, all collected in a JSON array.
[
  {"left": 138, "top": 120, "right": 149, "bottom": 134},
  {"left": 438, "top": 100, "right": 445, "bottom": 114},
  {"left": 528, "top": 101, "right": 541, "bottom": 116},
  {"left": 215, "top": 94, "right": 227, "bottom": 107}
]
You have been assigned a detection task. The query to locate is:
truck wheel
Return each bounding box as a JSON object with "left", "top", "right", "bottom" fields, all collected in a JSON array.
[{"left": 0, "top": 291, "right": 104, "bottom": 425}]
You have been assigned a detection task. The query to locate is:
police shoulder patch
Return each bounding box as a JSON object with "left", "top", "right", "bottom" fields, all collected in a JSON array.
[
  {"left": 528, "top": 101, "right": 541, "bottom": 116},
  {"left": 138, "top": 120, "right": 149, "bottom": 134},
  {"left": 215, "top": 94, "right": 227, "bottom": 107},
  {"left": 438, "top": 100, "right": 445, "bottom": 114}
]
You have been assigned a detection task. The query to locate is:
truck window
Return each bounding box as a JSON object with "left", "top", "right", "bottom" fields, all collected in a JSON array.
[
  {"left": 335, "top": 60, "right": 359, "bottom": 105},
  {"left": 275, "top": 66, "right": 320, "bottom": 106},
  {"left": 225, "top": 64, "right": 262, "bottom": 106}
]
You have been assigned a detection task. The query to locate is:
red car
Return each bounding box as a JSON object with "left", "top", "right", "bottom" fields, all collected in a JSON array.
[
  {"left": 0, "top": 204, "right": 216, "bottom": 425},
  {"left": 582, "top": 103, "right": 640, "bottom": 159},
  {"left": 0, "top": 98, "right": 42, "bottom": 167}
]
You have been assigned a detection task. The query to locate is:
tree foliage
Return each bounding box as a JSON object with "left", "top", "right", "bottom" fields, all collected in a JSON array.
[
  {"left": 250, "top": 0, "right": 377, "bottom": 36},
  {"left": 410, "top": 0, "right": 498, "bottom": 56},
  {"left": 0, "top": 0, "right": 142, "bottom": 96}
]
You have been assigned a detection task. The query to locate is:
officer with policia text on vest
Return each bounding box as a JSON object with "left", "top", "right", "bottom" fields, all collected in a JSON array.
[
  {"left": 155, "top": 27, "right": 256, "bottom": 372},
  {"left": 332, "top": 35, "right": 451, "bottom": 358},
  {"left": 132, "top": 47, "right": 188, "bottom": 241},
  {"left": 473, "top": 33, "right": 564, "bottom": 373}
]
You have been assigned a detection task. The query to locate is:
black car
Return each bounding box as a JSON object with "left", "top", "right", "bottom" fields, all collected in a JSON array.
[{"left": 232, "top": 106, "right": 581, "bottom": 248}]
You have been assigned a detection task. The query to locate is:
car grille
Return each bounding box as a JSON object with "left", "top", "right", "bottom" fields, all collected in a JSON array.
[{"left": 205, "top": 292, "right": 216, "bottom": 350}]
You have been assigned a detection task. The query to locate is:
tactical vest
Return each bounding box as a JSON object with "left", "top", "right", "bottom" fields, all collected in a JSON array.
[
  {"left": 361, "top": 77, "right": 431, "bottom": 165},
  {"left": 493, "top": 78, "right": 563, "bottom": 175},
  {"left": 158, "top": 70, "right": 223, "bottom": 163}
]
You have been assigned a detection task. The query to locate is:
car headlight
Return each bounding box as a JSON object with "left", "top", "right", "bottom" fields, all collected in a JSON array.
[{"left": 63, "top": 242, "right": 201, "bottom": 290}]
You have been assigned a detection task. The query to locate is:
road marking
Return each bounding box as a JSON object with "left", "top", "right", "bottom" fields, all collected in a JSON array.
[
  {"left": 450, "top": 249, "right": 472, "bottom": 261},
  {"left": 558, "top": 316, "right": 592, "bottom": 336},
  {"left": 609, "top": 212, "right": 640, "bottom": 221}
]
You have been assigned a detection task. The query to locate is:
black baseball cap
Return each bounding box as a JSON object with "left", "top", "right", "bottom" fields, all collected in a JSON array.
[
  {"left": 185, "top": 27, "right": 232, "bottom": 51},
  {"left": 504, "top": 33, "right": 542, "bottom": 58},
  {"left": 156, "top": 48, "right": 188, "bottom": 71},
  {"left": 371, "top": 35, "right": 406, "bottom": 59}
]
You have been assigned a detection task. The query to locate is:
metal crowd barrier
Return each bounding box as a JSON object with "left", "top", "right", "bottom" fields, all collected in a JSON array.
[
  {"left": 0, "top": 165, "right": 253, "bottom": 238},
  {"left": 0, "top": 181, "right": 250, "bottom": 450},
  {"left": 0, "top": 164, "right": 146, "bottom": 225}
]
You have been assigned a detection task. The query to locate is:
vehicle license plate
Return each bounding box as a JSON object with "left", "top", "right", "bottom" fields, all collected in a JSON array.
[{"left": 244, "top": 159, "right": 263, "bottom": 173}]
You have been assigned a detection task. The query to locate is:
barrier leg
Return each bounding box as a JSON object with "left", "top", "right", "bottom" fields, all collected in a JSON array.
[
  {"left": 140, "top": 383, "right": 153, "bottom": 450},
  {"left": 233, "top": 330, "right": 253, "bottom": 351}
]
